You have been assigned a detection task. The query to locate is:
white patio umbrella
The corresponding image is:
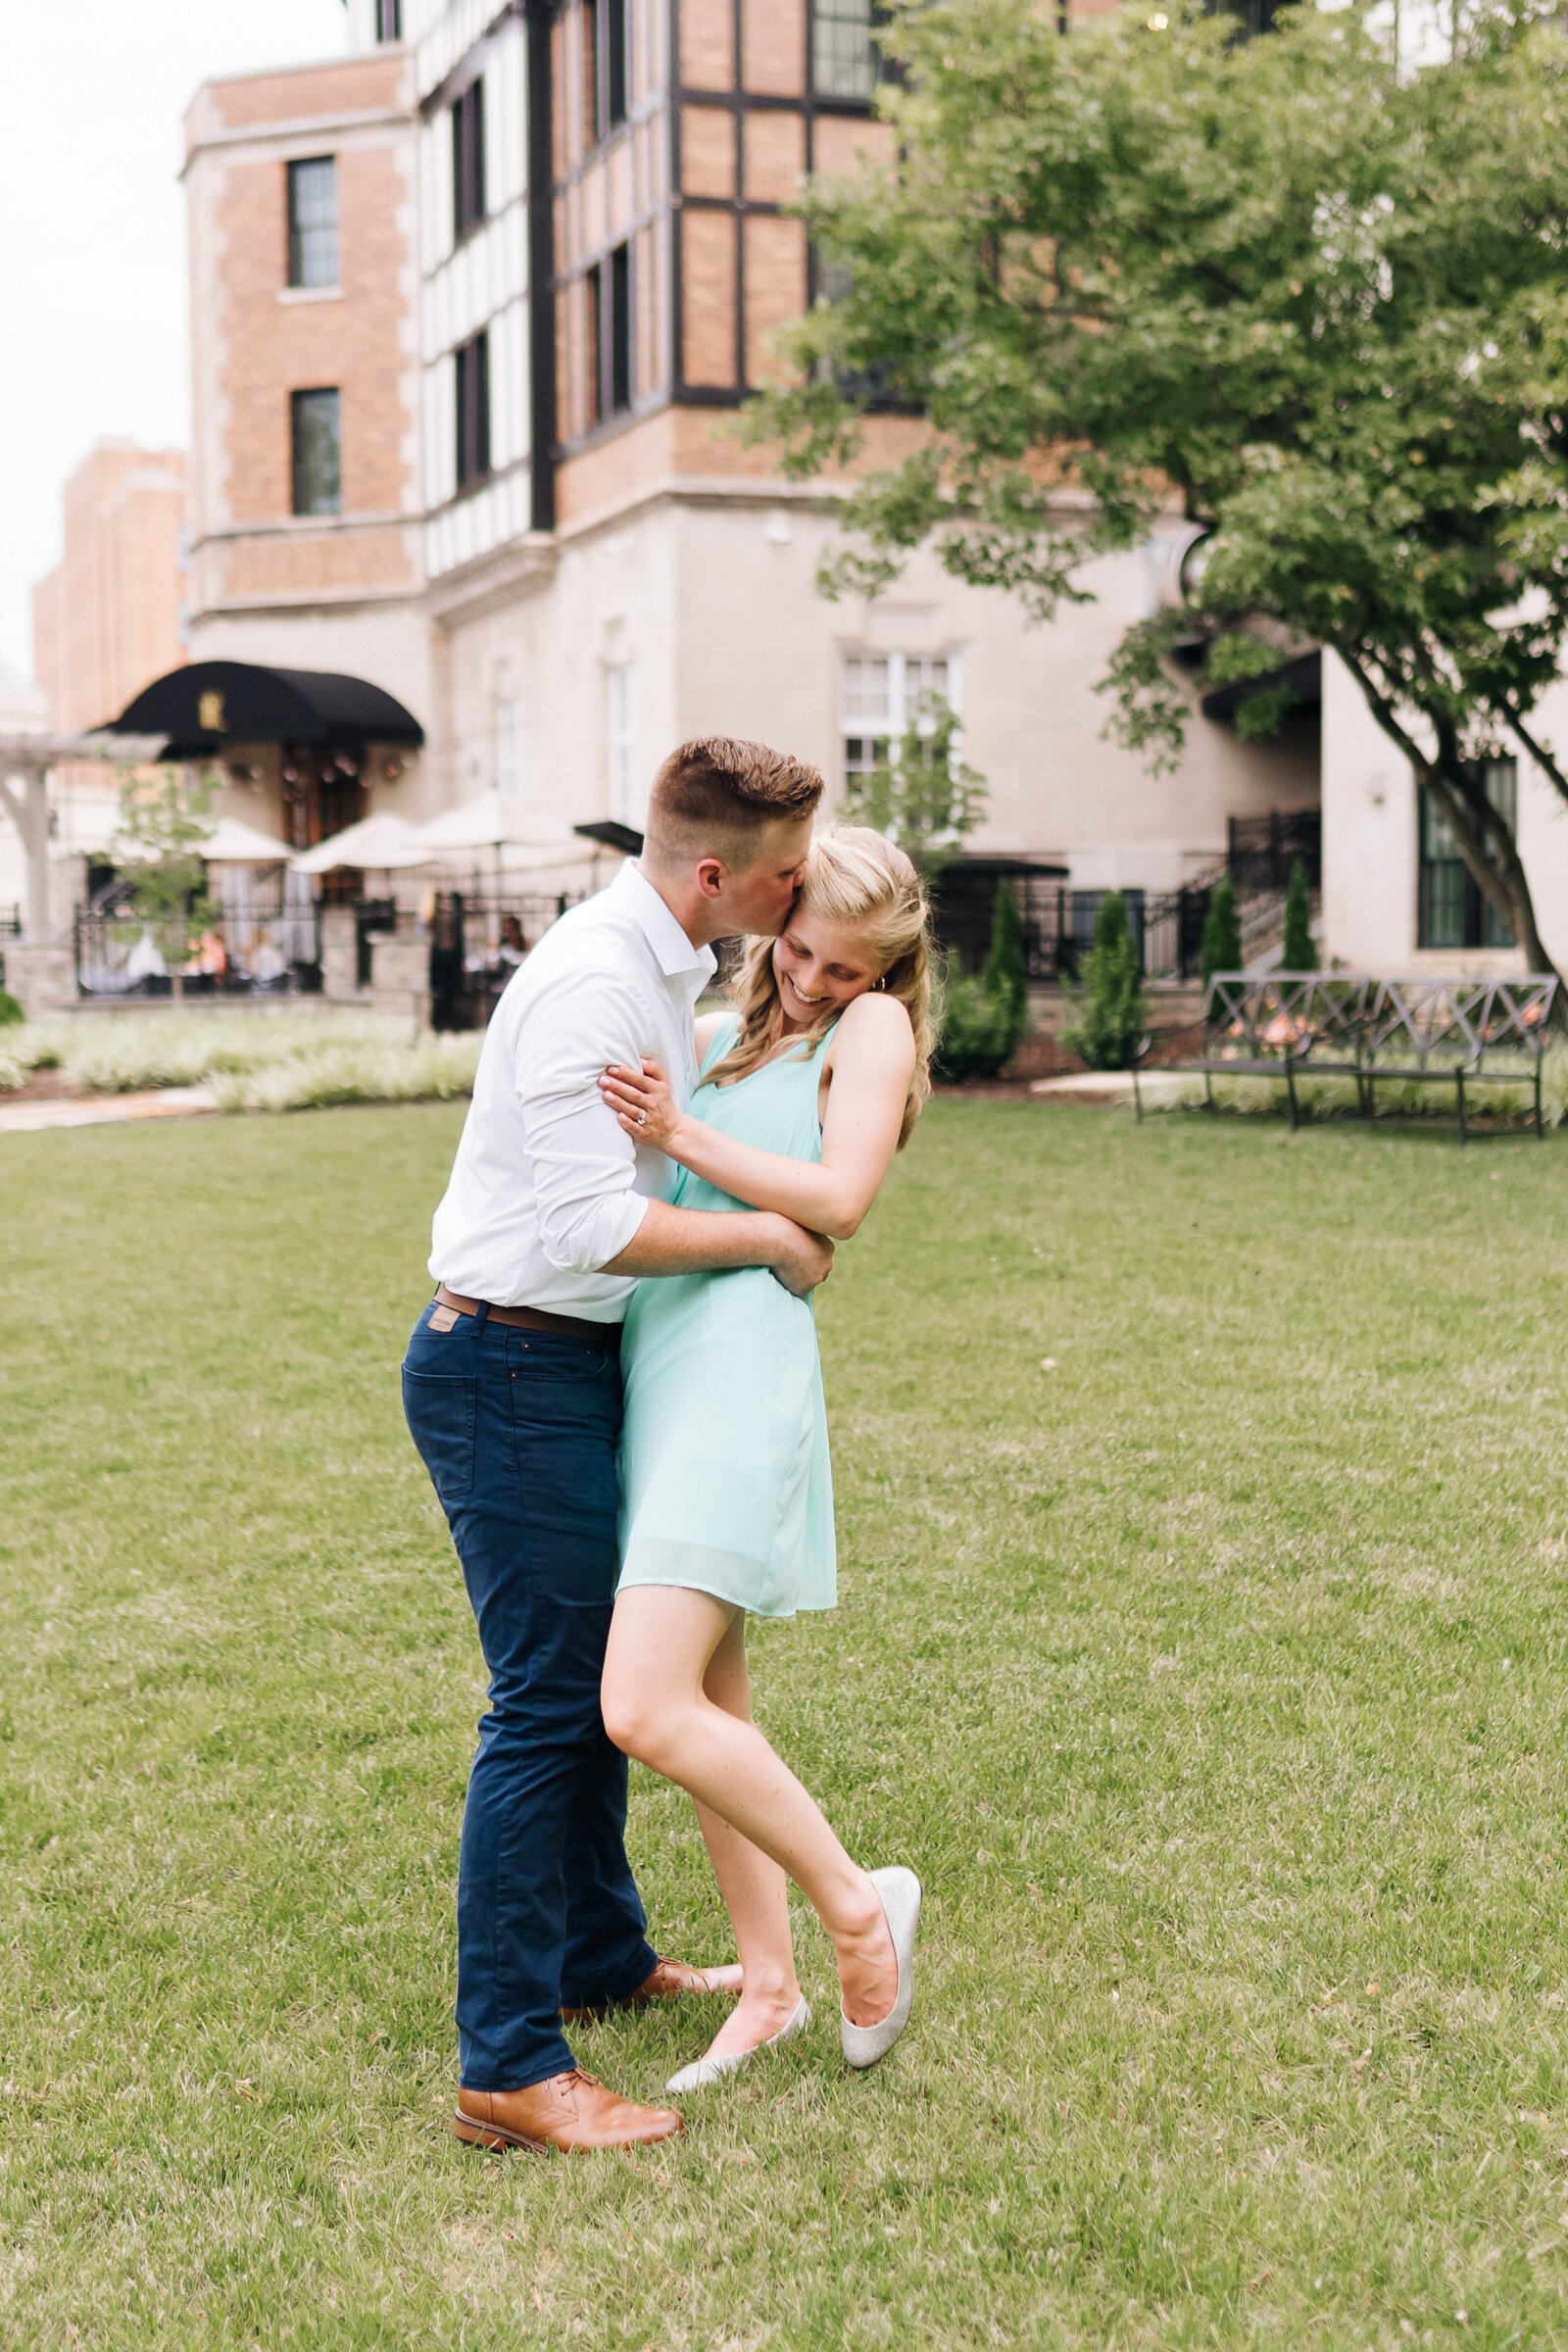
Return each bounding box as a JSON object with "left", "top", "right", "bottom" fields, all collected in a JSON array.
[
  {"left": 288, "top": 810, "right": 433, "bottom": 874},
  {"left": 408, "top": 793, "right": 613, "bottom": 903},
  {"left": 407, "top": 789, "right": 568, "bottom": 855},
  {"left": 198, "top": 814, "right": 290, "bottom": 863}
]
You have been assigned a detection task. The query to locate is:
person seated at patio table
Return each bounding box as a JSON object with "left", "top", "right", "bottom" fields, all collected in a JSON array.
[{"left": 497, "top": 913, "right": 526, "bottom": 967}]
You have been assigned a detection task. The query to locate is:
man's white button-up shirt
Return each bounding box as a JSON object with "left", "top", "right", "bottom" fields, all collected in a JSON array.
[{"left": 427, "top": 861, "right": 717, "bottom": 1319}]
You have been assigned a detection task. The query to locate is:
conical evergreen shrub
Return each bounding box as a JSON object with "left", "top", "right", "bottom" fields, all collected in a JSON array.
[
  {"left": 1281, "top": 857, "right": 1317, "bottom": 970},
  {"left": 1059, "top": 890, "right": 1146, "bottom": 1069},
  {"left": 1200, "top": 872, "right": 1243, "bottom": 992},
  {"left": 984, "top": 880, "right": 1029, "bottom": 1042}
]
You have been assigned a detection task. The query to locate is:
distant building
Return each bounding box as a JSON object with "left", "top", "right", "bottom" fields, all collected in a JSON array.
[
  {"left": 31, "top": 439, "right": 187, "bottom": 736},
  {"left": 25, "top": 439, "right": 188, "bottom": 922}
]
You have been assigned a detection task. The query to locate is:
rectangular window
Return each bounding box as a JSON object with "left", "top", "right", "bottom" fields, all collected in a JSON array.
[
  {"left": 584, "top": 264, "right": 604, "bottom": 427},
  {"left": 609, "top": 243, "right": 632, "bottom": 416},
  {"left": 606, "top": 0, "right": 628, "bottom": 128},
  {"left": 813, "top": 0, "right": 874, "bottom": 100},
  {"left": 607, "top": 662, "right": 637, "bottom": 824},
  {"left": 586, "top": 0, "right": 629, "bottom": 146},
  {"left": 455, "top": 331, "right": 491, "bottom": 489},
  {"left": 375, "top": 0, "right": 402, "bottom": 37},
  {"left": 286, "top": 157, "right": 338, "bottom": 289},
  {"left": 838, "top": 651, "right": 952, "bottom": 782},
  {"left": 290, "top": 387, "right": 341, "bottom": 514},
  {"left": 1417, "top": 760, "right": 1517, "bottom": 949},
  {"left": 452, "top": 79, "right": 486, "bottom": 243}
]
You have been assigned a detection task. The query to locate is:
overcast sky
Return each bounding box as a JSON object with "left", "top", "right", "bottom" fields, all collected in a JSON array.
[{"left": 0, "top": 0, "right": 350, "bottom": 686}]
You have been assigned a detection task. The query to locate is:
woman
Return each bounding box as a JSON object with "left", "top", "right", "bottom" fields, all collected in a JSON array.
[{"left": 597, "top": 826, "right": 934, "bottom": 2093}]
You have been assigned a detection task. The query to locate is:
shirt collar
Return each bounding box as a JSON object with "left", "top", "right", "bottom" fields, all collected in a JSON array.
[{"left": 612, "top": 860, "right": 716, "bottom": 983}]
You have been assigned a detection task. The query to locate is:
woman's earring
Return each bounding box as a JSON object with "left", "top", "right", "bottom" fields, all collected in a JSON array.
[{"left": 872, "top": 975, "right": 888, "bottom": 992}]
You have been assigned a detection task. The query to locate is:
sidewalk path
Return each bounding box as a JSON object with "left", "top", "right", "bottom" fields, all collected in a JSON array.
[{"left": 0, "top": 1087, "right": 220, "bottom": 1135}]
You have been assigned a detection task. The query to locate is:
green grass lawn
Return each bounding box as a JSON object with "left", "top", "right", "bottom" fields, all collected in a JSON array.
[{"left": 2, "top": 1102, "right": 1566, "bottom": 2350}]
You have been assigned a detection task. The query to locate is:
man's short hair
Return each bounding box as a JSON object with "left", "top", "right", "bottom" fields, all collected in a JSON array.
[{"left": 645, "top": 737, "right": 824, "bottom": 866}]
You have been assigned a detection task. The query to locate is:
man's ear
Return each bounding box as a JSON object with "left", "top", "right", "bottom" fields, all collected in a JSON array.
[{"left": 695, "top": 856, "right": 726, "bottom": 902}]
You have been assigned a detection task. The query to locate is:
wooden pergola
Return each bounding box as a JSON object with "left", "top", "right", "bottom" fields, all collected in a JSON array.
[{"left": 0, "top": 730, "right": 167, "bottom": 942}]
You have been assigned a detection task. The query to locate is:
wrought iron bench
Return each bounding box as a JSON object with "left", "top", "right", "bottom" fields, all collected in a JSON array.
[{"left": 1135, "top": 973, "right": 1559, "bottom": 1143}]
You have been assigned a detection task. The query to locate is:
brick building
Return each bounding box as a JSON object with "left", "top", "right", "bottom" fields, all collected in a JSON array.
[
  {"left": 180, "top": 37, "right": 433, "bottom": 849},
  {"left": 179, "top": 0, "right": 1318, "bottom": 958}
]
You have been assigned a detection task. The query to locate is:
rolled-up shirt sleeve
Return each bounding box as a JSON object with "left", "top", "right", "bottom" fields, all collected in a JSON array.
[{"left": 514, "top": 968, "right": 654, "bottom": 1275}]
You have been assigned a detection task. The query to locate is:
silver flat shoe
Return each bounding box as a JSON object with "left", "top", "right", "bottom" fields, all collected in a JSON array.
[
  {"left": 840, "top": 1865, "right": 921, "bottom": 2071},
  {"left": 663, "top": 1995, "right": 810, "bottom": 2094}
]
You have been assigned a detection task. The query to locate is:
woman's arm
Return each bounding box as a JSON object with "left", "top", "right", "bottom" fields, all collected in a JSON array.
[{"left": 599, "top": 994, "right": 914, "bottom": 1242}]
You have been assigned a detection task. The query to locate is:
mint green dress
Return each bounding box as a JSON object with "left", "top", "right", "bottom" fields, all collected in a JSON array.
[{"left": 616, "top": 1017, "right": 837, "bottom": 1619}]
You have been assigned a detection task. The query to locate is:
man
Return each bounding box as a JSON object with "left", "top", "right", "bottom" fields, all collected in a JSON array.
[{"left": 402, "top": 737, "right": 829, "bottom": 2156}]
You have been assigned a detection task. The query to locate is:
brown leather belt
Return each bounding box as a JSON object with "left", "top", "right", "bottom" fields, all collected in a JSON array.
[{"left": 434, "top": 1285, "right": 621, "bottom": 1347}]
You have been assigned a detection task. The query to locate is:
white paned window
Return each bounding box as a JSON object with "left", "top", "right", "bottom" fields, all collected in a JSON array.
[
  {"left": 496, "top": 698, "right": 520, "bottom": 798},
  {"left": 838, "top": 652, "right": 955, "bottom": 784},
  {"left": 607, "top": 662, "right": 637, "bottom": 823}
]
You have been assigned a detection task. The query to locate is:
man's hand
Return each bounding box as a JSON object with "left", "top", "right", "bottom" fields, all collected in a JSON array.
[{"left": 765, "top": 1217, "right": 834, "bottom": 1298}]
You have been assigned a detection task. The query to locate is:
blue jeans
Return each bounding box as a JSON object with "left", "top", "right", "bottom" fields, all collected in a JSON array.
[{"left": 401, "top": 1300, "right": 659, "bottom": 2090}]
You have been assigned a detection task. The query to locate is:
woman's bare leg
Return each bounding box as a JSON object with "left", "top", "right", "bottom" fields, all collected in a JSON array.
[
  {"left": 685, "top": 1611, "right": 805, "bottom": 2062},
  {"left": 602, "top": 1586, "right": 897, "bottom": 2027}
]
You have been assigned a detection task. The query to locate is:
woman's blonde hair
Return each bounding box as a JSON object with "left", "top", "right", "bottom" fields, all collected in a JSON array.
[{"left": 703, "top": 825, "right": 935, "bottom": 1148}]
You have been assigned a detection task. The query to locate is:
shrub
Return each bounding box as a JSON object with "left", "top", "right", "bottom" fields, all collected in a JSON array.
[
  {"left": 0, "top": 990, "right": 23, "bottom": 1028},
  {"left": 933, "top": 971, "right": 1020, "bottom": 1082},
  {"left": 1059, "top": 890, "right": 1146, "bottom": 1070},
  {"left": 1281, "top": 857, "right": 1317, "bottom": 970},
  {"left": 1200, "top": 872, "right": 1242, "bottom": 990},
  {"left": 984, "top": 880, "right": 1029, "bottom": 1041}
]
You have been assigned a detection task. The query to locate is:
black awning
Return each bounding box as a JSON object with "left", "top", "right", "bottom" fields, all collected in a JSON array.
[
  {"left": 575, "top": 819, "right": 644, "bottom": 856},
  {"left": 107, "top": 661, "right": 425, "bottom": 760},
  {"left": 1201, "top": 649, "right": 1321, "bottom": 723}
]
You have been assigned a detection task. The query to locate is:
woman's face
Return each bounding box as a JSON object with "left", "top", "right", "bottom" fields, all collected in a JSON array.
[{"left": 771, "top": 906, "right": 882, "bottom": 1027}]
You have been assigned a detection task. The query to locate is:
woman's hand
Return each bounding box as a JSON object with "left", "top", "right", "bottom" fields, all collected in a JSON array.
[{"left": 600, "top": 1058, "right": 684, "bottom": 1152}]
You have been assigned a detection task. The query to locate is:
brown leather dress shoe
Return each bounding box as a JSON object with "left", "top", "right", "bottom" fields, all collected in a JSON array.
[
  {"left": 561, "top": 1956, "right": 742, "bottom": 2024},
  {"left": 454, "top": 2070, "right": 684, "bottom": 2154}
]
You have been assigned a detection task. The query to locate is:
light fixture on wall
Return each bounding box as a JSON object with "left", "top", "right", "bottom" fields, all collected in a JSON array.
[{"left": 762, "top": 510, "right": 793, "bottom": 547}]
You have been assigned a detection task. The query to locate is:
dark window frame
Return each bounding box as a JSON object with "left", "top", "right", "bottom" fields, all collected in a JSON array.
[
  {"left": 1417, "top": 760, "right": 1517, "bottom": 950},
  {"left": 586, "top": 0, "right": 630, "bottom": 149},
  {"left": 452, "top": 79, "right": 487, "bottom": 245},
  {"left": 810, "top": 0, "right": 880, "bottom": 102},
  {"left": 286, "top": 155, "right": 338, "bottom": 289},
  {"left": 609, "top": 242, "right": 632, "bottom": 416},
  {"left": 455, "top": 329, "right": 492, "bottom": 491},
  {"left": 290, "top": 387, "right": 342, "bottom": 515}
]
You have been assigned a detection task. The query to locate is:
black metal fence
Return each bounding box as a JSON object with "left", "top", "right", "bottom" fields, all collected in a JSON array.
[
  {"left": 1227, "top": 809, "right": 1320, "bottom": 894},
  {"left": 930, "top": 864, "right": 1213, "bottom": 985},
  {"left": 75, "top": 872, "right": 323, "bottom": 998}
]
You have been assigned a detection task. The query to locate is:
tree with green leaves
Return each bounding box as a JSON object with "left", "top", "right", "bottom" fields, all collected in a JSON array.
[
  {"left": 115, "top": 768, "right": 216, "bottom": 1002},
  {"left": 1200, "top": 871, "right": 1243, "bottom": 992},
  {"left": 1281, "top": 857, "right": 1317, "bottom": 971},
  {"left": 756, "top": 0, "right": 1568, "bottom": 1008},
  {"left": 1060, "top": 890, "right": 1146, "bottom": 1070},
  {"left": 839, "top": 693, "right": 988, "bottom": 882}
]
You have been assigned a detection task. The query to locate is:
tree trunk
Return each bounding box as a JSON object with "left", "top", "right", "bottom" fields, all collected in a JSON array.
[{"left": 1341, "top": 651, "right": 1567, "bottom": 1028}]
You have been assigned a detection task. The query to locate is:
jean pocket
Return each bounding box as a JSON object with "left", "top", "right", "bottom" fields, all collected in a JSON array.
[{"left": 401, "top": 1367, "right": 477, "bottom": 1511}]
